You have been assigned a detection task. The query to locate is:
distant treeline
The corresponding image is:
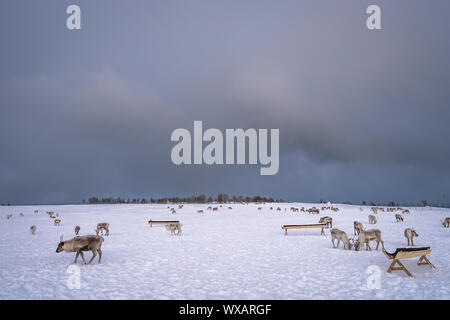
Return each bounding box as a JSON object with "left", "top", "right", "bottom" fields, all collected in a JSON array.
[{"left": 84, "top": 194, "right": 284, "bottom": 205}]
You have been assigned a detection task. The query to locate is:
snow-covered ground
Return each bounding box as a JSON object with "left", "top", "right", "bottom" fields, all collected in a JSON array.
[{"left": 0, "top": 203, "right": 449, "bottom": 299}]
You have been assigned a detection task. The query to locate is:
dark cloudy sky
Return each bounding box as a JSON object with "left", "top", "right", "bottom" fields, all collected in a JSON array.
[{"left": 1, "top": 1, "right": 450, "bottom": 205}]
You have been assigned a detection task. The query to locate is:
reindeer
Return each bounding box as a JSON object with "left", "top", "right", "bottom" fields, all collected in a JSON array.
[
  {"left": 442, "top": 217, "right": 450, "bottom": 228},
  {"left": 395, "top": 214, "right": 404, "bottom": 222},
  {"left": 212, "top": 207, "right": 218, "bottom": 211},
  {"left": 330, "top": 229, "right": 352, "bottom": 250},
  {"left": 75, "top": 225, "right": 81, "bottom": 235},
  {"left": 54, "top": 219, "right": 61, "bottom": 226},
  {"left": 353, "top": 221, "right": 364, "bottom": 235},
  {"left": 30, "top": 225, "right": 36, "bottom": 235},
  {"left": 165, "top": 222, "right": 182, "bottom": 235},
  {"left": 56, "top": 235, "right": 104, "bottom": 264},
  {"left": 319, "top": 216, "right": 332, "bottom": 228},
  {"left": 19, "top": 213, "right": 24, "bottom": 217},
  {"left": 402, "top": 209, "right": 410, "bottom": 214},
  {"left": 6, "top": 214, "right": 12, "bottom": 220},
  {"left": 197, "top": 210, "right": 204, "bottom": 214},
  {"left": 368, "top": 215, "right": 377, "bottom": 224},
  {"left": 34, "top": 210, "right": 38, "bottom": 214},
  {"left": 95, "top": 223, "right": 110, "bottom": 236},
  {"left": 353, "top": 229, "right": 384, "bottom": 251},
  {"left": 228, "top": 207, "right": 233, "bottom": 210},
  {"left": 404, "top": 228, "right": 419, "bottom": 246}
]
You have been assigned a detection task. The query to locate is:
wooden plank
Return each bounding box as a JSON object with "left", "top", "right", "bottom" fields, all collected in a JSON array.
[
  {"left": 282, "top": 224, "right": 326, "bottom": 236},
  {"left": 148, "top": 220, "right": 179, "bottom": 227},
  {"left": 396, "top": 249, "right": 431, "bottom": 259},
  {"left": 282, "top": 224, "right": 327, "bottom": 229}
]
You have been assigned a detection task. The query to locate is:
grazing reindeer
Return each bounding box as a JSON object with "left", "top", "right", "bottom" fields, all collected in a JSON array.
[
  {"left": 30, "top": 225, "right": 36, "bottom": 235},
  {"left": 353, "top": 221, "right": 364, "bottom": 235},
  {"left": 319, "top": 216, "right": 332, "bottom": 228},
  {"left": 197, "top": 210, "right": 204, "bottom": 214},
  {"left": 402, "top": 209, "right": 410, "bottom": 214},
  {"left": 404, "top": 228, "right": 419, "bottom": 246},
  {"left": 165, "top": 222, "right": 182, "bottom": 235},
  {"left": 330, "top": 229, "right": 352, "bottom": 250},
  {"left": 19, "top": 213, "right": 24, "bottom": 217},
  {"left": 95, "top": 223, "right": 110, "bottom": 236},
  {"left": 228, "top": 207, "right": 233, "bottom": 210},
  {"left": 258, "top": 207, "right": 262, "bottom": 210},
  {"left": 6, "top": 214, "right": 12, "bottom": 220},
  {"left": 56, "top": 235, "right": 104, "bottom": 264},
  {"left": 442, "top": 217, "right": 450, "bottom": 228},
  {"left": 54, "top": 219, "right": 61, "bottom": 226},
  {"left": 395, "top": 214, "right": 404, "bottom": 222},
  {"left": 368, "top": 215, "right": 377, "bottom": 224},
  {"left": 354, "top": 229, "right": 384, "bottom": 251},
  {"left": 212, "top": 207, "right": 218, "bottom": 211},
  {"left": 34, "top": 210, "right": 38, "bottom": 214},
  {"left": 75, "top": 225, "right": 81, "bottom": 235}
]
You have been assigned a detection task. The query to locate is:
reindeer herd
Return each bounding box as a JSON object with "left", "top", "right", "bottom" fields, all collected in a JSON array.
[
  {"left": 327, "top": 206, "right": 449, "bottom": 252},
  {"left": 4, "top": 210, "right": 111, "bottom": 265},
  {"left": 3, "top": 204, "right": 450, "bottom": 266}
]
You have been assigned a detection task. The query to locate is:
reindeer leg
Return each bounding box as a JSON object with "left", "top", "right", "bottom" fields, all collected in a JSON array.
[
  {"left": 375, "top": 241, "right": 379, "bottom": 250},
  {"left": 411, "top": 238, "right": 414, "bottom": 246},
  {"left": 87, "top": 249, "right": 97, "bottom": 264},
  {"left": 79, "top": 251, "right": 87, "bottom": 264},
  {"left": 97, "top": 249, "right": 102, "bottom": 264},
  {"left": 74, "top": 251, "right": 80, "bottom": 264}
]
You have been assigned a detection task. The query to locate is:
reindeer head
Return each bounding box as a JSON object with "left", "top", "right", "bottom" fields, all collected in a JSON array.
[
  {"left": 351, "top": 237, "right": 362, "bottom": 251},
  {"left": 56, "top": 235, "right": 65, "bottom": 253},
  {"left": 413, "top": 230, "right": 419, "bottom": 237}
]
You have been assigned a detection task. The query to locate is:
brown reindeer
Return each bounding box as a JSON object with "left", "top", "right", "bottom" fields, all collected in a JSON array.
[
  {"left": 354, "top": 229, "right": 384, "bottom": 251},
  {"left": 353, "top": 221, "right": 364, "bottom": 235},
  {"left": 395, "top": 214, "right": 404, "bottom": 222},
  {"left": 165, "top": 222, "right": 182, "bottom": 235},
  {"left": 56, "top": 235, "right": 104, "bottom": 264},
  {"left": 30, "top": 225, "right": 37, "bottom": 235},
  {"left": 368, "top": 215, "right": 377, "bottom": 224},
  {"left": 319, "top": 216, "right": 332, "bottom": 228},
  {"left": 404, "top": 228, "right": 419, "bottom": 246},
  {"left": 75, "top": 225, "right": 81, "bottom": 235},
  {"left": 54, "top": 219, "right": 61, "bottom": 226},
  {"left": 442, "top": 217, "right": 450, "bottom": 228},
  {"left": 330, "top": 229, "right": 352, "bottom": 250},
  {"left": 95, "top": 223, "right": 109, "bottom": 236}
]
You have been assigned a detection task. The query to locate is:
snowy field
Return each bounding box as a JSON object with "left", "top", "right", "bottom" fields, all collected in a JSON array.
[{"left": 0, "top": 203, "right": 449, "bottom": 300}]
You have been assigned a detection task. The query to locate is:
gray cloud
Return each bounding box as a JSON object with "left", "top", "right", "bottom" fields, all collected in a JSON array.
[{"left": 1, "top": 0, "right": 450, "bottom": 204}]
